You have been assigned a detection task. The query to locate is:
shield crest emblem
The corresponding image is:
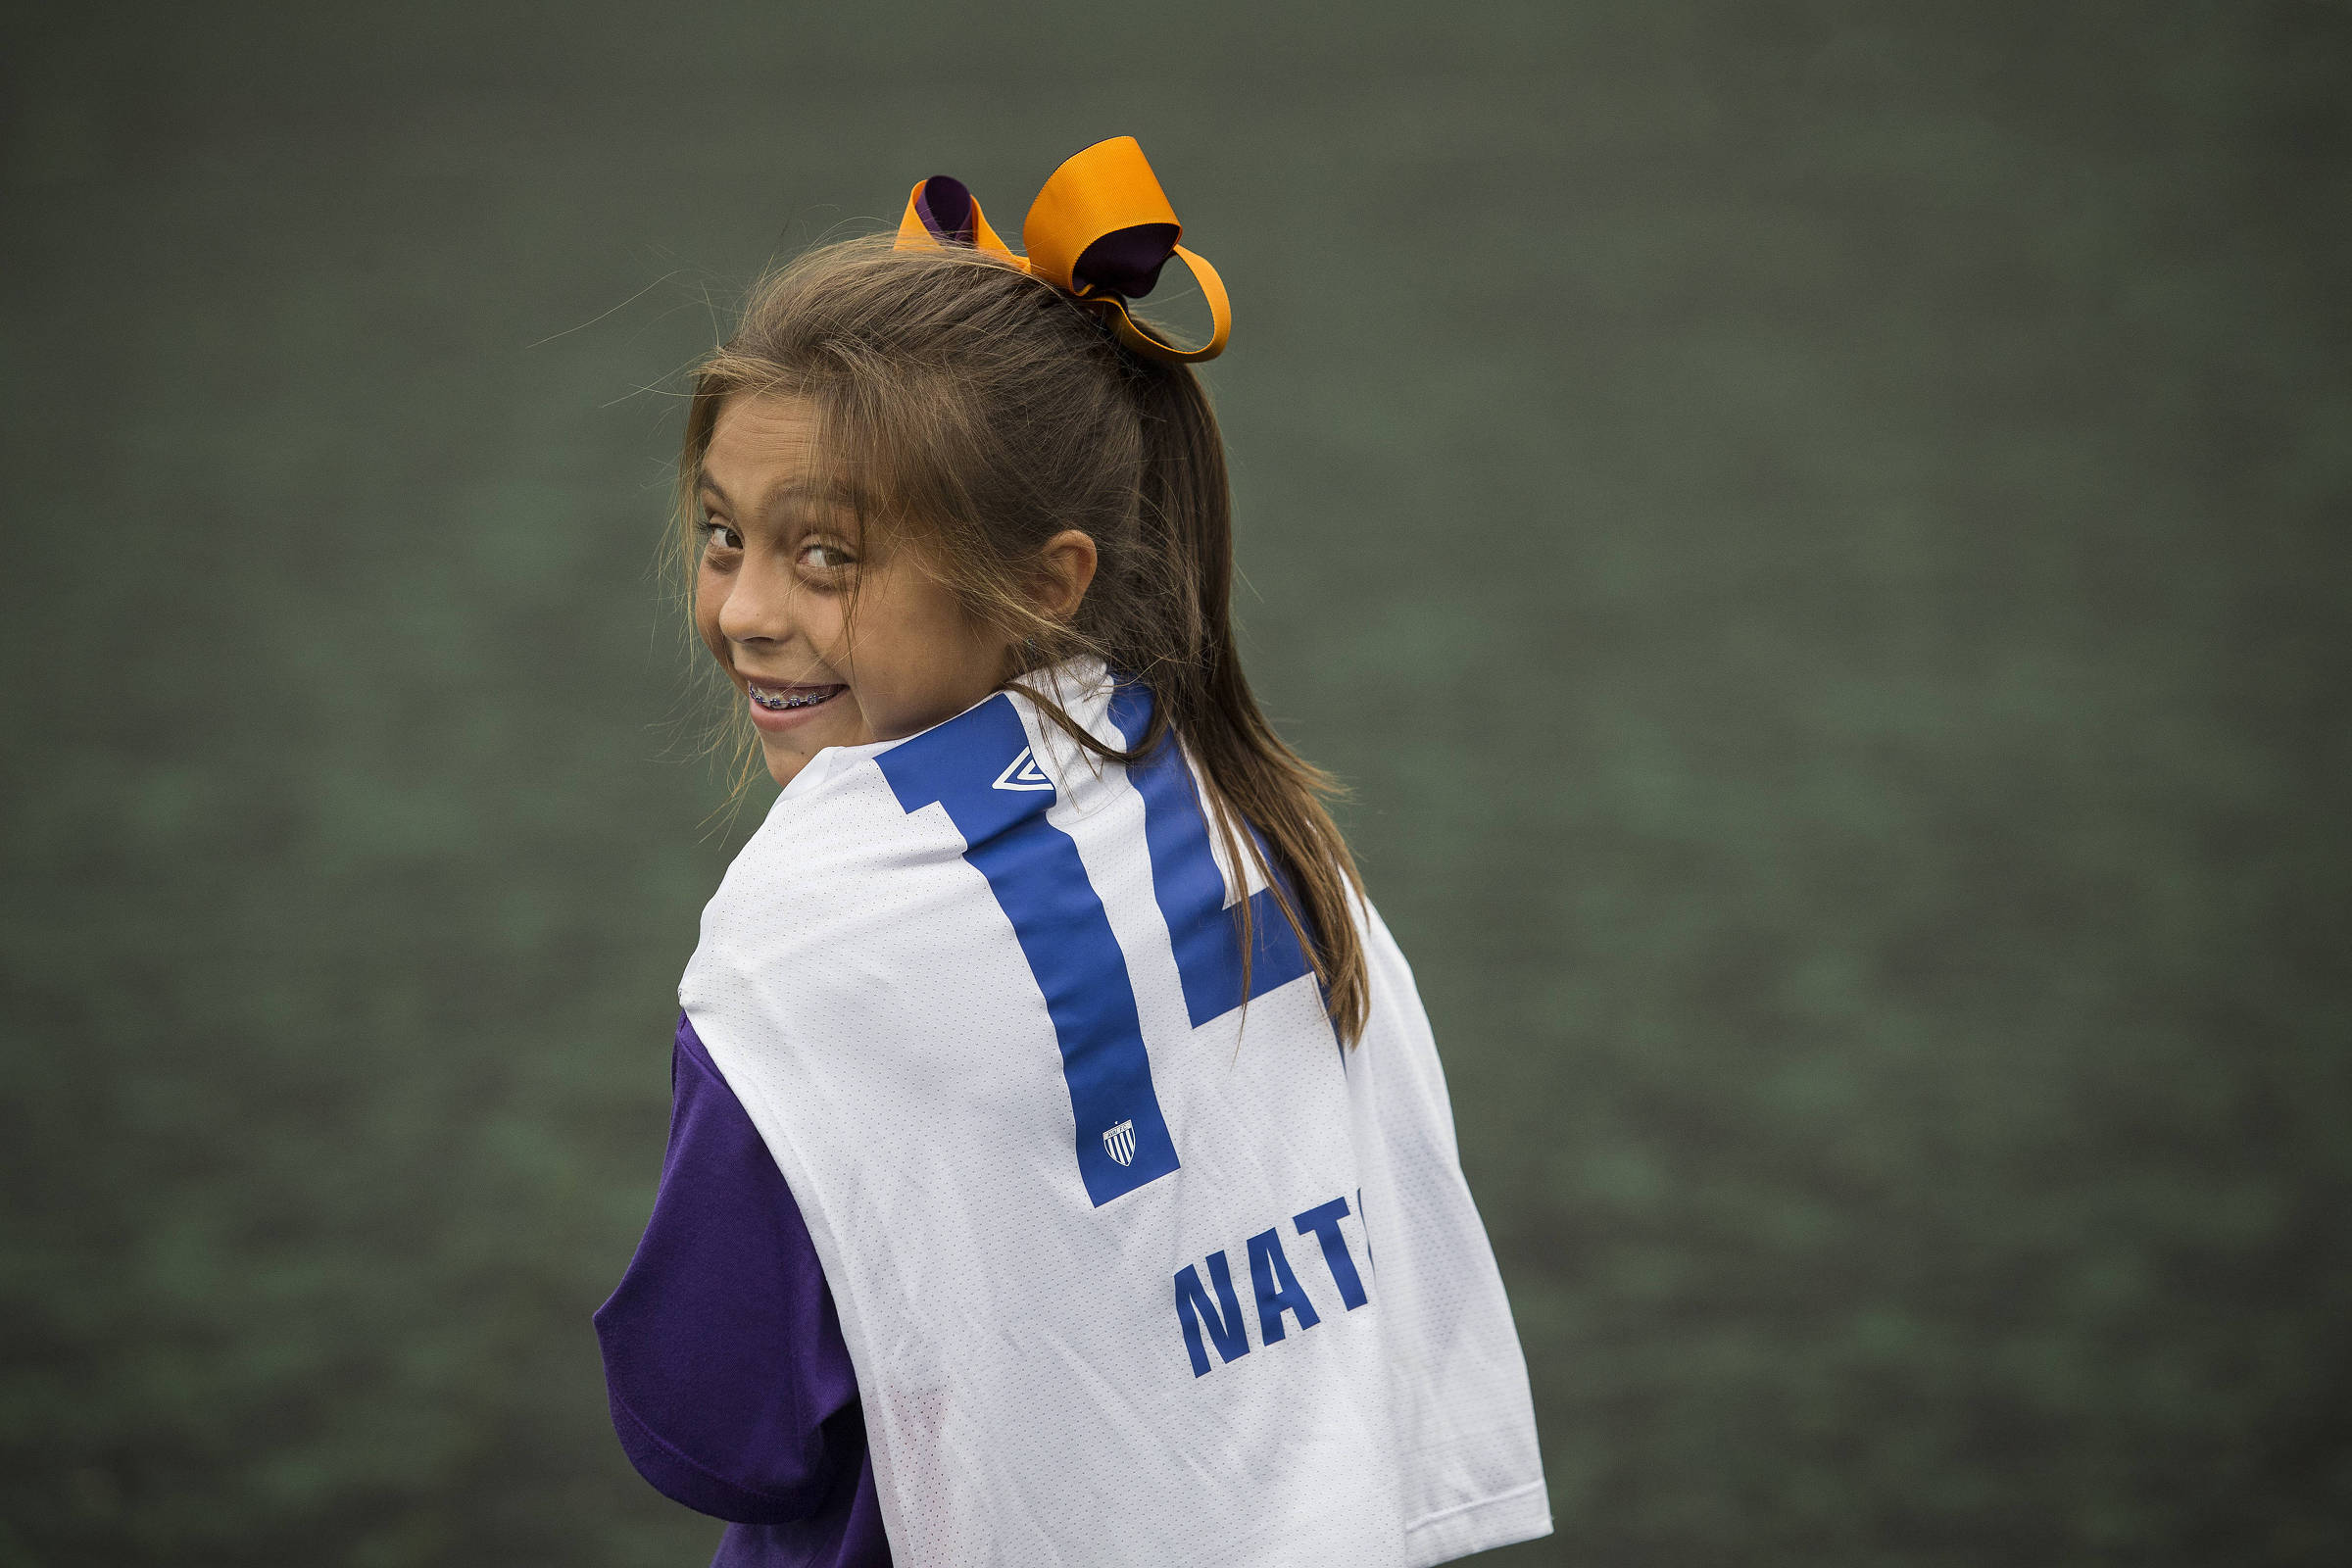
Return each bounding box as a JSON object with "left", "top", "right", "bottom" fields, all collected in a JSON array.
[{"left": 1102, "top": 1119, "right": 1137, "bottom": 1167}]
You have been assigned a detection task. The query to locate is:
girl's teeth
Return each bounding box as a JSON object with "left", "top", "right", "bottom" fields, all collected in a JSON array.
[{"left": 751, "top": 686, "right": 838, "bottom": 710}]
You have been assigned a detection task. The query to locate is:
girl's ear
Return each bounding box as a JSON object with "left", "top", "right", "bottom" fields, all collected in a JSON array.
[{"left": 1033, "top": 529, "right": 1099, "bottom": 622}]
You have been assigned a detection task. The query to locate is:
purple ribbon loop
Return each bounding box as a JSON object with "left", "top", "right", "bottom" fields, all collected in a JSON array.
[
  {"left": 912, "top": 175, "right": 979, "bottom": 246},
  {"left": 1071, "top": 223, "right": 1179, "bottom": 300}
]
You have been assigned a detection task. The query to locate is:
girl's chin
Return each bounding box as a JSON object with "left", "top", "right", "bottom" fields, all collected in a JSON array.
[
  {"left": 758, "top": 733, "right": 830, "bottom": 786},
  {"left": 754, "top": 717, "right": 864, "bottom": 788}
]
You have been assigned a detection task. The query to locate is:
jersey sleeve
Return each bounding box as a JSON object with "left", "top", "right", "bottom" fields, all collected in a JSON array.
[
  {"left": 593, "top": 1012, "right": 868, "bottom": 1525},
  {"left": 1355, "top": 901, "right": 1553, "bottom": 1565}
]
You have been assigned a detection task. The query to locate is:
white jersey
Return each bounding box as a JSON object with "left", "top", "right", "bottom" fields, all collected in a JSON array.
[{"left": 679, "top": 660, "right": 1547, "bottom": 1566}]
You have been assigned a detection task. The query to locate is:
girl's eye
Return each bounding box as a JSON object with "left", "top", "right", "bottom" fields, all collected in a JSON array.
[
  {"left": 800, "top": 542, "right": 855, "bottom": 570},
  {"left": 699, "top": 518, "right": 743, "bottom": 553}
]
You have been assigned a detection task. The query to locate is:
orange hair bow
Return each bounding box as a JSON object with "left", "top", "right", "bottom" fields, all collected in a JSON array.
[{"left": 894, "top": 135, "right": 1231, "bottom": 364}]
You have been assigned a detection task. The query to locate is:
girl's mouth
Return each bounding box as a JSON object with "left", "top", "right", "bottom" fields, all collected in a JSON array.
[
  {"left": 748, "top": 683, "right": 842, "bottom": 710},
  {"left": 745, "top": 681, "right": 848, "bottom": 730}
]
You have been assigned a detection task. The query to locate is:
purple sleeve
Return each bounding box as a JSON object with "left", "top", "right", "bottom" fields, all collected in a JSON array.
[{"left": 593, "top": 1012, "right": 879, "bottom": 1549}]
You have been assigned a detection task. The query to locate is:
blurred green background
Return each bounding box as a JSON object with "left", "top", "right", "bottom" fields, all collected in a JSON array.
[{"left": 4, "top": 2, "right": 2348, "bottom": 1563}]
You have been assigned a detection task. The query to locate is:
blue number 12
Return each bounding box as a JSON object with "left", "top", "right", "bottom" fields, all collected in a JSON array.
[{"left": 875, "top": 686, "right": 1313, "bottom": 1207}]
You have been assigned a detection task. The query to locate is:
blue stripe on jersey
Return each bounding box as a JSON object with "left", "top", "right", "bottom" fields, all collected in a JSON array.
[
  {"left": 1105, "top": 684, "right": 1315, "bottom": 1028},
  {"left": 876, "top": 694, "right": 1180, "bottom": 1207}
]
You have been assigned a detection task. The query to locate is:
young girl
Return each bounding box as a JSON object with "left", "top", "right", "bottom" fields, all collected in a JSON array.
[{"left": 593, "top": 136, "right": 1547, "bottom": 1568}]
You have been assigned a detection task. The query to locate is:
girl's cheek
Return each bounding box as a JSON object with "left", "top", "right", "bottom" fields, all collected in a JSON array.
[{"left": 807, "top": 602, "right": 855, "bottom": 670}]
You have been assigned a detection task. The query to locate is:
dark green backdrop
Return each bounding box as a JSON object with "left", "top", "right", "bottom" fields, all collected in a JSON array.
[{"left": 4, "top": 3, "right": 2347, "bottom": 1563}]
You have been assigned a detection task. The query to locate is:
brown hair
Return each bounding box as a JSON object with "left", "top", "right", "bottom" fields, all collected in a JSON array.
[{"left": 672, "top": 234, "right": 1369, "bottom": 1045}]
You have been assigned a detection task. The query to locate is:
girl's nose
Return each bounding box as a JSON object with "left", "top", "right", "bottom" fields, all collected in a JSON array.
[{"left": 716, "top": 558, "right": 798, "bottom": 648}]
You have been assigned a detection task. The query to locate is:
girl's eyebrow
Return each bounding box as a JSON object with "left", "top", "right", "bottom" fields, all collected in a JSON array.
[
  {"left": 762, "top": 477, "right": 860, "bottom": 514},
  {"left": 695, "top": 469, "right": 860, "bottom": 514}
]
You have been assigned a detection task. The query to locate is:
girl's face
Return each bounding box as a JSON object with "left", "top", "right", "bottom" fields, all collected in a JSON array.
[{"left": 694, "top": 392, "right": 1016, "bottom": 788}]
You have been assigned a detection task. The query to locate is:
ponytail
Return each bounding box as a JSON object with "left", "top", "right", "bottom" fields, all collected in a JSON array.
[{"left": 1111, "top": 361, "right": 1369, "bottom": 1046}]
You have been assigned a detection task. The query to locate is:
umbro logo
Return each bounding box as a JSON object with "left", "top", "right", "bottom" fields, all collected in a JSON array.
[{"left": 992, "top": 746, "right": 1054, "bottom": 792}]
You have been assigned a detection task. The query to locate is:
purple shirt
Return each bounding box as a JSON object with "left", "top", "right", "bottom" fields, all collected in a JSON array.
[{"left": 594, "top": 1013, "right": 891, "bottom": 1567}]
